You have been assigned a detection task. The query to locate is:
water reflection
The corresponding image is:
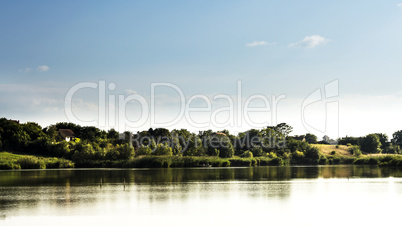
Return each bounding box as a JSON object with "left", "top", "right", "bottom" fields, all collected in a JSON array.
[{"left": 1, "top": 165, "right": 402, "bottom": 224}]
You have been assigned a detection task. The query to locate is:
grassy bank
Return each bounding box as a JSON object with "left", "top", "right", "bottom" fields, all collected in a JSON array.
[
  {"left": 0, "top": 152, "right": 74, "bottom": 169},
  {"left": 312, "top": 144, "right": 352, "bottom": 156},
  {"left": 3, "top": 149, "right": 402, "bottom": 170},
  {"left": 73, "top": 156, "right": 284, "bottom": 168}
]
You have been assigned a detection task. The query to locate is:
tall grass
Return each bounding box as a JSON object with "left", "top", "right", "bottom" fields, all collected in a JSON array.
[{"left": 0, "top": 152, "right": 74, "bottom": 170}]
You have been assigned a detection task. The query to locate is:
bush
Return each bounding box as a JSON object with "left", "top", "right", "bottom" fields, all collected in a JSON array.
[
  {"left": 229, "top": 158, "right": 253, "bottom": 167},
  {"left": 207, "top": 148, "right": 220, "bottom": 157},
  {"left": 0, "top": 162, "right": 21, "bottom": 169},
  {"left": 349, "top": 145, "right": 362, "bottom": 157},
  {"left": 318, "top": 155, "right": 328, "bottom": 165},
  {"left": 16, "top": 157, "right": 46, "bottom": 169},
  {"left": 136, "top": 145, "right": 152, "bottom": 156},
  {"left": 118, "top": 144, "right": 135, "bottom": 159},
  {"left": 353, "top": 157, "right": 379, "bottom": 165},
  {"left": 330, "top": 151, "right": 336, "bottom": 155},
  {"left": 153, "top": 144, "right": 173, "bottom": 156},
  {"left": 240, "top": 151, "right": 253, "bottom": 158},
  {"left": 267, "top": 152, "right": 277, "bottom": 158},
  {"left": 269, "top": 157, "right": 283, "bottom": 166},
  {"left": 250, "top": 146, "right": 263, "bottom": 157}
]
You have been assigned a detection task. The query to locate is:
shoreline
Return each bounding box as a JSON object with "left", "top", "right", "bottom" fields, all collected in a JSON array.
[{"left": 2, "top": 152, "right": 402, "bottom": 170}]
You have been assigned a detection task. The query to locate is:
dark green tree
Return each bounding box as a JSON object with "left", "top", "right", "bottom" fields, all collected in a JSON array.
[
  {"left": 360, "top": 134, "right": 382, "bottom": 153},
  {"left": 274, "top": 123, "right": 293, "bottom": 137},
  {"left": 107, "top": 129, "right": 119, "bottom": 140},
  {"left": 305, "top": 133, "right": 317, "bottom": 144},
  {"left": 392, "top": 130, "right": 402, "bottom": 146}
]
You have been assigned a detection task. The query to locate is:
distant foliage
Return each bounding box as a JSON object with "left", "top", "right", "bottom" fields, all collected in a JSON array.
[{"left": 360, "top": 134, "right": 382, "bottom": 153}]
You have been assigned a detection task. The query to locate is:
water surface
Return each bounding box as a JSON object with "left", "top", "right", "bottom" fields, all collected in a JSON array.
[{"left": 1, "top": 165, "right": 401, "bottom": 226}]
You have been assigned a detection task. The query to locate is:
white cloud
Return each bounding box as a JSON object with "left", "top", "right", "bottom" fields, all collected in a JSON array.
[
  {"left": 246, "top": 41, "right": 276, "bottom": 47},
  {"left": 398, "top": 3, "right": 402, "bottom": 8},
  {"left": 18, "top": 68, "right": 32, "bottom": 73},
  {"left": 289, "top": 35, "right": 329, "bottom": 48},
  {"left": 37, "top": 65, "right": 50, "bottom": 72},
  {"left": 125, "top": 89, "right": 137, "bottom": 95}
]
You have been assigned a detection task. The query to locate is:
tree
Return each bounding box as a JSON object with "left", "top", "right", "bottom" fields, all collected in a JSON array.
[
  {"left": 392, "top": 130, "right": 402, "bottom": 146},
  {"left": 107, "top": 129, "right": 119, "bottom": 140},
  {"left": 374, "top": 133, "right": 389, "bottom": 150},
  {"left": 153, "top": 143, "right": 173, "bottom": 156},
  {"left": 305, "top": 133, "right": 317, "bottom": 144},
  {"left": 274, "top": 123, "right": 293, "bottom": 137},
  {"left": 360, "top": 134, "right": 381, "bottom": 153},
  {"left": 136, "top": 145, "right": 152, "bottom": 156},
  {"left": 23, "top": 122, "right": 45, "bottom": 140},
  {"left": 118, "top": 143, "right": 135, "bottom": 159},
  {"left": 218, "top": 136, "right": 234, "bottom": 158}
]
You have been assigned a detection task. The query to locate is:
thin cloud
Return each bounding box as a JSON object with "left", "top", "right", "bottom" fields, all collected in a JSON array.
[
  {"left": 18, "top": 68, "right": 32, "bottom": 73},
  {"left": 246, "top": 41, "right": 276, "bottom": 47},
  {"left": 37, "top": 65, "right": 50, "bottom": 72},
  {"left": 398, "top": 3, "right": 402, "bottom": 8},
  {"left": 125, "top": 89, "right": 137, "bottom": 95},
  {"left": 289, "top": 35, "right": 329, "bottom": 48}
]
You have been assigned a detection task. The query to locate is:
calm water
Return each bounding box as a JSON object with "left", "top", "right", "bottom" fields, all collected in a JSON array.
[{"left": 1, "top": 165, "right": 402, "bottom": 226}]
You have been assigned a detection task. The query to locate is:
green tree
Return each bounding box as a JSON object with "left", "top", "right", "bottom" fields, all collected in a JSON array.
[
  {"left": 305, "top": 133, "right": 317, "bottom": 144},
  {"left": 23, "top": 122, "right": 45, "bottom": 140},
  {"left": 107, "top": 129, "right": 119, "bottom": 140},
  {"left": 136, "top": 145, "right": 152, "bottom": 156},
  {"left": 153, "top": 143, "right": 173, "bottom": 156},
  {"left": 274, "top": 123, "right": 293, "bottom": 137},
  {"left": 374, "top": 133, "right": 389, "bottom": 150},
  {"left": 360, "top": 134, "right": 382, "bottom": 153},
  {"left": 118, "top": 143, "right": 134, "bottom": 159},
  {"left": 392, "top": 130, "right": 402, "bottom": 146},
  {"left": 218, "top": 136, "right": 234, "bottom": 158},
  {"left": 250, "top": 146, "right": 263, "bottom": 157}
]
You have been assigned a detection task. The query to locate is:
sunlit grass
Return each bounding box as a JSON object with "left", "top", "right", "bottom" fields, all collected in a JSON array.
[{"left": 0, "top": 151, "right": 74, "bottom": 169}]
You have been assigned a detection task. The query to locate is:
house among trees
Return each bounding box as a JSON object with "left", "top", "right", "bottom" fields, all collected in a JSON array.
[{"left": 59, "top": 129, "right": 75, "bottom": 142}]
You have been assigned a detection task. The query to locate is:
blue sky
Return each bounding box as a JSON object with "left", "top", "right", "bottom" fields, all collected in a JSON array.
[{"left": 1, "top": 0, "right": 402, "bottom": 139}]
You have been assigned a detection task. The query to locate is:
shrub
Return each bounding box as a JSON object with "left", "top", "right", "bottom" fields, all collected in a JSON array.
[
  {"left": 207, "top": 148, "right": 220, "bottom": 157},
  {"left": 240, "top": 151, "right": 253, "bottom": 158},
  {"left": 318, "top": 155, "right": 328, "bottom": 165},
  {"left": 229, "top": 158, "right": 253, "bottom": 167},
  {"left": 153, "top": 144, "right": 173, "bottom": 156},
  {"left": 349, "top": 145, "right": 362, "bottom": 157},
  {"left": 330, "top": 151, "right": 336, "bottom": 155},
  {"left": 136, "top": 145, "right": 152, "bottom": 156},
  {"left": 118, "top": 143, "right": 135, "bottom": 159},
  {"left": 16, "top": 157, "right": 46, "bottom": 169},
  {"left": 250, "top": 146, "right": 263, "bottom": 157},
  {"left": 267, "top": 152, "right": 277, "bottom": 158},
  {"left": 269, "top": 157, "right": 283, "bottom": 166},
  {"left": 0, "top": 162, "right": 21, "bottom": 169},
  {"left": 353, "top": 157, "right": 379, "bottom": 165}
]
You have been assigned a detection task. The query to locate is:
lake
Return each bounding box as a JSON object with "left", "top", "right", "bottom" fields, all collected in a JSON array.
[{"left": 1, "top": 165, "right": 402, "bottom": 226}]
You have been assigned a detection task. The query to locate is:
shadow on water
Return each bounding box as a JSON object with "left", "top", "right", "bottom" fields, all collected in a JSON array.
[
  {"left": 1, "top": 165, "right": 402, "bottom": 216},
  {"left": 2, "top": 165, "right": 401, "bottom": 186}
]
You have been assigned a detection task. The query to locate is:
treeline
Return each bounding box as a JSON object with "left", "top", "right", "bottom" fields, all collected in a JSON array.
[
  {"left": 0, "top": 118, "right": 323, "bottom": 166},
  {"left": 0, "top": 118, "right": 134, "bottom": 165},
  {"left": 338, "top": 133, "right": 401, "bottom": 154},
  {"left": 2, "top": 117, "right": 402, "bottom": 168}
]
